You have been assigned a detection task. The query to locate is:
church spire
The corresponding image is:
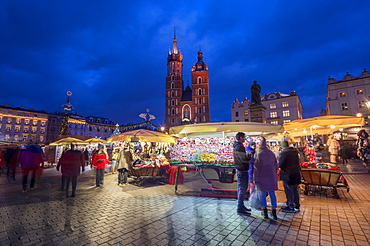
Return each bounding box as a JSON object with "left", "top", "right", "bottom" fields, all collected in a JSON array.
[{"left": 171, "top": 27, "right": 179, "bottom": 55}]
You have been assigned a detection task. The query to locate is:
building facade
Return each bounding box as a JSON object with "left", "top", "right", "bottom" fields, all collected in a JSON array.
[
  {"left": 0, "top": 105, "right": 48, "bottom": 144},
  {"left": 326, "top": 69, "right": 370, "bottom": 123},
  {"left": 231, "top": 91, "right": 303, "bottom": 125},
  {"left": 165, "top": 30, "right": 210, "bottom": 128}
]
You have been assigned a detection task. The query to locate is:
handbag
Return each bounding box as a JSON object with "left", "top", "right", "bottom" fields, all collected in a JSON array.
[{"left": 249, "top": 186, "right": 264, "bottom": 208}]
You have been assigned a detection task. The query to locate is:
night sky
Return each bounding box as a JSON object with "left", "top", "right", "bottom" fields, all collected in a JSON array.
[{"left": 1, "top": 1, "right": 370, "bottom": 127}]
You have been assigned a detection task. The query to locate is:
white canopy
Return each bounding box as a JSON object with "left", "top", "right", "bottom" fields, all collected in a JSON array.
[{"left": 169, "top": 122, "right": 284, "bottom": 138}]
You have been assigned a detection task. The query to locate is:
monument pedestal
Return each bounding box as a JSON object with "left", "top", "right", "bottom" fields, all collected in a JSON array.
[{"left": 249, "top": 103, "right": 267, "bottom": 123}]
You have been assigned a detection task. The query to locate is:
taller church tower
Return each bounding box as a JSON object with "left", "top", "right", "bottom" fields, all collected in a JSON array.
[{"left": 165, "top": 28, "right": 210, "bottom": 128}]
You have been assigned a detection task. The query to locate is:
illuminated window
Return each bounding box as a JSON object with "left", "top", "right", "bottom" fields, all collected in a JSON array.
[
  {"left": 24, "top": 127, "right": 29, "bottom": 133},
  {"left": 197, "top": 77, "right": 202, "bottom": 84},
  {"left": 270, "top": 112, "right": 277, "bottom": 118},
  {"left": 198, "top": 89, "right": 202, "bottom": 95},
  {"left": 25, "top": 119, "right": 29, "bottom": 124},
  {"left": 5, "top": 134, "right": 10, "bottom": 140},
  {"left": 283, "top": 110, "right": 290, "bottom": 117},
  {"left": 270, "top": 103, "right": 276, "bottom": 109},
  {"left": 23, "top": 135, "right": 28, "bottom": 141},
  {"left": 40, "top": 136, "right": 44, "bottom": 142},
  {"left": 358, "top": 101, "right": 366, "bottom": 108},
  {"left": 15, "top": 126, "right": 20, "bottom": 132},
  {"left": 341, "top": 102, "right": 348, "bottom": 110},
  {"left": 235, "top": 112, "right": 239, "bottom": 117},
  {"left": 14, "top": 135, "right": 19, "bottom": 141},
  {"left": 356, "top": 89, "right": 364, "bottom": 95},
  {"left": 244, "top": 110, "right": 249, "bottom": 116},
  {"left": 282, "top": 101, "right": 289, "bottom": 107},
  {"left": 41, "top": 121, "right": 46, "bottom": 126},
  {"left": 271, "top": 121, "right": 279, "bottom": 125},
  {"left": 16, "top": 118, "right": 21, "bottom": 124},
  {"left": 6, "top": 125, "right": 11, "bottom": 131},
  {"left": 7, "top": 118, "right": 12, "bottom": 123},
  {"left": 33, "top": 120, "right": 37, "bottom": 125},
  {"left": 339, "top": 92, "right": 346, "bottom": 97},
  {"left": 32, "top": 127, "right": 37, "bottom": 133},
  {"left": 0, "top": 116, "right": 2, "bottom": 121},
  {"left": 283, "top": 120, "right": 291, "bottom": 123},
  {"left": 40, "top": 128, "right": 45, "bottom": 133}
]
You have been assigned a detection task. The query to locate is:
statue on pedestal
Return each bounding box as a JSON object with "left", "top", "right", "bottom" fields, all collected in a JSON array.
[{"left": 251, "top": 80, "right": 261, "bottom": 104}]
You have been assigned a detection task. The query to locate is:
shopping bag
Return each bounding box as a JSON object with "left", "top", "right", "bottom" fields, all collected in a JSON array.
[
  {"left": 36, "top": 167, "right": 44, "bottom": 180},
  {"left": 249, "top": 187, "right": 264, "bottom": 208}
]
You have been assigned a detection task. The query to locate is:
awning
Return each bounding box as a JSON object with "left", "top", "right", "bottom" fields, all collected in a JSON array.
[
  {"left": 169, "top": 122, "right": 284, "bottom": 138},
  {"left": 283, "top": 115, "right": 365, "bottom": 137},
  {"left": 107, "top": 129, "right": 177, "bottom": 143}
]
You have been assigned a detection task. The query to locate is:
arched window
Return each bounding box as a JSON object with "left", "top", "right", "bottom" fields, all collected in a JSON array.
[
  {"left": 171, "top": 91, "right": 175, "bottom": 97},
  {"left": 198, "top": 88, "right": 202, "bottom": 95},
  {"left": 171, "top": 109, "right": 175, "bottom": 115},
  {"left": 171, "top": 99, "right": 175, "bottom": 106},
  {"left": 171, "top": 76, "right": 175, "bottom": 82},
  {"left": 171, "top": 82, "right": 175, "bottom": 88},
  {"left": 182, "top": 105, "right": 191, "bottom": 119},
  {"left": 197, "top": 77, "right": 202, "bottom": 84}
]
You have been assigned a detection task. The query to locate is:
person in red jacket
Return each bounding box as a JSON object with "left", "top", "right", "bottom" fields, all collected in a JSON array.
[
  {"left": 57, "top": 144, "right": 85, "bottom": 197},
  {"left": 91, "top": 145, "right": 110, "bottom": 187},
  {"left": 18, "top": 144, "right": 45, "bottom": 192}
]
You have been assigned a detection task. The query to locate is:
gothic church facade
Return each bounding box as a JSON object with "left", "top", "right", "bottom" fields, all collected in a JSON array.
[{"left": 165, "top": 31, "right": 210, "bottom": 128}]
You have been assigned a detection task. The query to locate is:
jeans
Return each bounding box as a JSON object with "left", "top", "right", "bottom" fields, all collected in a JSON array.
[
  {"left": 236, "top": 170, "right": 249, "bottom": 210},
  {"left": 118, "top": 168, "right": 128, "bottom": 184},
  {"left": 65, "top": 176, "right": 77, "bottom": 195},
  {"left": 260, "top": 190, "right": 277, "bottom": 209},
  {"left": 96, "top": 169, "right": 105, "bottom": 186},
  {"left": 283, "top": 181, "right": 300, "bottom": 209},
  {"left": 22, "top": 167, "right": 38, "bottom": 189}
]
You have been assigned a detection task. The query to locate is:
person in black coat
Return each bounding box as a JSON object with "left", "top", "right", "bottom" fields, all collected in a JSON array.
[
  {"left": 279, "top": 141, "right": 301, "bottom": 213},
  {"left": 233, "top": 132, "right": 251, "bottom": 215}
]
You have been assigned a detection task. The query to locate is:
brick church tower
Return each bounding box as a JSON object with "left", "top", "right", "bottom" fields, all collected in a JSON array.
[{"left": 165, "top": 28, "right": 210, "bottom": 128}]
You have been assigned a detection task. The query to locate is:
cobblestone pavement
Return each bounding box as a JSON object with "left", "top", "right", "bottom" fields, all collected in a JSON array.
[{"left": 1, "top": 160, "right": 370, "bottom": 246}]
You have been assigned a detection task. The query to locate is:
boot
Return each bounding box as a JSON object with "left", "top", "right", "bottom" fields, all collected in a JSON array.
[
  {"left": 71, "top": 189, "right": 76, "bottom": 197},
  {"left": 271, "top": 209, "right": 278, "bottom": 220},
  {"left": 263, "top": 208, "right": 268, "bottom": 220}
]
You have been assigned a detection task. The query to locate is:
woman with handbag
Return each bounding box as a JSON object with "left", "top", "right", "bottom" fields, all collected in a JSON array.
[
  {"left": 253, "top": 137, "right": 278, "bottom": 220},
  {"left": 92, "top": 145, "right": 110, "bottom": 187}
]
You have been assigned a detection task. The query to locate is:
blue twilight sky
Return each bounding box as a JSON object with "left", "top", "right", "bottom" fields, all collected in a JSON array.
[{"left": 1, "top": 1, "right": 370, "bottom": 127}]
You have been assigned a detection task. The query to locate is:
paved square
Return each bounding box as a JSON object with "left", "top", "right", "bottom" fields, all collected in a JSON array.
[{"left": 1, "top": 160, "right": 369, "bottom": 245}]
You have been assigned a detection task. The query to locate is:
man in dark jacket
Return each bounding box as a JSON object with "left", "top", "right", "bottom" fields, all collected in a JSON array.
[
  {"left": 233, "top": 132, "right": 251, "bottom": 214},
  {"left": 57, "top": 145, "right": 85, "bottom": 197},
  {"left": 279, "top": 141, "right": 301, "bottom": 213}
]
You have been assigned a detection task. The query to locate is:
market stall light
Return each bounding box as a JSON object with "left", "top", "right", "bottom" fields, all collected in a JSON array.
[
  {"left": 339, "top": 128, "right": 343, "bottom": 132},
  {"left": 330, "top": 125, "right": 335, "bottom": 129},
  {"left": 312, "top": 125, "right": 319, "bottom": 128},
  {"left": 303, "top": 129, "right": 307, "bottom": 134},
  {"left": 356, "top": 113, "right": 363, "bottom": 117}
]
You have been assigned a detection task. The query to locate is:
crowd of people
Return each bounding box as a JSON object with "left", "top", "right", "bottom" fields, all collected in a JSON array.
[{"left": 232, "top": 131, "right": 347, "bottom": 220}]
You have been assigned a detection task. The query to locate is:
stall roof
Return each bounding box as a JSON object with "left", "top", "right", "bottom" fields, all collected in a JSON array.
[
  {"left": 107, "top": 129, "right": 177, "bottom": 143},
  {"left": 169, "top": 122, "right": 284, "bottom": 138},
  {"left": 283, "top": 115, "right": 365, "bottom": 137}
]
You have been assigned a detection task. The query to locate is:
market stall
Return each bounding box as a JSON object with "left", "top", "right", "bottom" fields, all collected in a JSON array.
[
  {"left": 47, "top": 135, "right": 107, "bottom": 166},
  {"left": 169, "top": 122, "right": 284, "bottom": 195},
  {"left": 107, "top": 129, "right": 176, "bottom": 186}
]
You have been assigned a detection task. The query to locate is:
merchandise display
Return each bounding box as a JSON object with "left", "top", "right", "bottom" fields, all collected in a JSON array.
[
  {"left": 300, "top": 162, "right": 340, "bottom": 170},
  {"left": 170, "top": 136, "right": 252, "bottom": 166}
]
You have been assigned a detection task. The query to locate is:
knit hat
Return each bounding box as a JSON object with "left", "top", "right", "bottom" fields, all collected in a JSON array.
[{"left": 281, "top": 140, "right": 289, "bottom": 148}]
